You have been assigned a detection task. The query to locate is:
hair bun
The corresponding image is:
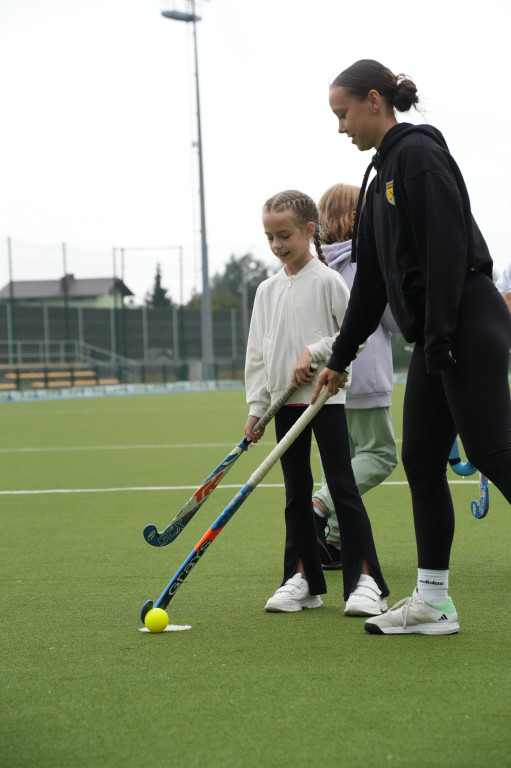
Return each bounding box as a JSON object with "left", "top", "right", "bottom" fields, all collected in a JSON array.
[
  {"left": 332, "top": 60, "right": 420, "bottom": 115},
  {"left": 393, "top": 74, "right": 419, "bottom": 112}
]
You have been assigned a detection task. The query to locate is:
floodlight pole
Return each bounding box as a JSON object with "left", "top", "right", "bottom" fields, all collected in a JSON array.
[
  {"left": 7, "top": 236, "right": 17, "bottom": 366},
  {"left": 161, "top": 1, "right": 215, "bottom": 381},
  {"left": 62, "top": 242, "right": 71, "bottom": 362}
]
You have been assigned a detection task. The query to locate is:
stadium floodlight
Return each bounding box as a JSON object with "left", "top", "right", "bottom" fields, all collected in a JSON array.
[
  {"left": 161, "top": 9, "right": 200, "bottom": 22},
  {"left": 161, "top": 1, "right": 214, "bottom": 381}
]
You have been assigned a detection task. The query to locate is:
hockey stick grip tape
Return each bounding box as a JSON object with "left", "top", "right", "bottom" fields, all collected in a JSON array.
[
  {"left": 251, "top": 385, "right": 295, "bottom": 434},
  {"left": 248, "top": 386, "right": 330, "bottom": 488},
  {"left": 251, "top": 363, "right": 318, "bottom": 435}
]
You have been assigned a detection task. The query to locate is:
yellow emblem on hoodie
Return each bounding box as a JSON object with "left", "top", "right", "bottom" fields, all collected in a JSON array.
[{"left": 386, "top": 180, "right": 395, "bottom": 206}]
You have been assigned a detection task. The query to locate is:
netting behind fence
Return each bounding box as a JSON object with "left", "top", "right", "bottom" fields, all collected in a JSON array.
[{"left": 0, "top": 303, "right": 245, "bottom": 365}]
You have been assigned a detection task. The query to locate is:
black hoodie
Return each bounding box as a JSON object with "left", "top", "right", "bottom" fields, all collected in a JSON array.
[{"left": 328, "top": 122, "right": 493, "bottom": 374}]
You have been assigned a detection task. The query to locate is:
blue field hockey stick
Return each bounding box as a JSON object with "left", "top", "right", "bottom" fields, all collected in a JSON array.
[
  {"left": 140, "top": 384, "right": 333, "bottom": 622},
  {"left": 448, "top": 438, "right": 489, "bottom": 518},
  {"left": 471, "top": 474, "right": 489, "bottom": 519},
  {"left": 448, "top": 438, "right": 477, "bottom": 476}
]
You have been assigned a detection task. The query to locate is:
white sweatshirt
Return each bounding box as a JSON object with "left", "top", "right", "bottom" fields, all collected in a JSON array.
[
  {"left": 496, "top": 263, "right": 511, "bottom": 294},
  {"left": 245, "top": 258, "right": 351, "bottom": 418}
]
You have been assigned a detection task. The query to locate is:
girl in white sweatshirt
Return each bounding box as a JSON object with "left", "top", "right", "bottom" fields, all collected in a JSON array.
[{"left": 244, "top": 189, "right": 389, "bottom": 616}]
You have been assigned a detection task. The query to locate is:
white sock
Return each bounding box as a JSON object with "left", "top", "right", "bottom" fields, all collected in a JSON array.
[
  {"left": 312, "top": 505, "right": 326, "bottom": 518},
  {"left": 417, "top": 569, "right": 449, "bottom": 605}
]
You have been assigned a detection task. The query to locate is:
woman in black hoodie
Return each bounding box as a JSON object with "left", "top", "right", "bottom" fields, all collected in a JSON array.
[{"left": 312, "top": 59, "right": 511, "bottom": 635}]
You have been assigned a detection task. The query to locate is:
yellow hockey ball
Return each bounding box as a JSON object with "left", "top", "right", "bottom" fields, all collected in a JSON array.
[{"left": 144, "top": 607, "right": 169, "bottom": 633}]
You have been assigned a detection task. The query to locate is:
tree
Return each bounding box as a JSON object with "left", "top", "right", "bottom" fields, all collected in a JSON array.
[
  {"left": 145, "top": 263, "right": 172, "bottom": 308},
  {"left": 186, "top": 252, "right": 271, "bottom": 311},
  {"left": 213, "top": 253, "right": 271, "bottom": 309}
]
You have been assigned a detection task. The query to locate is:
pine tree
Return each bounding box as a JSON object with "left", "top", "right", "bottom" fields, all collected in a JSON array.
[{"left": 145, "top": 263, "right": 172, "bottom": 308}]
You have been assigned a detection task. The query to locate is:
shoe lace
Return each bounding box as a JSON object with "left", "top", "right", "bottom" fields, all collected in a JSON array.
[{"left": 387, "top": 594, "right": 419, "bottom": 629}]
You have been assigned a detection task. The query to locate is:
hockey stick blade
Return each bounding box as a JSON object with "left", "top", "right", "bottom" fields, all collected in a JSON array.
[
  {"left": 143, "top": 439, "right": 248, "bottom": 546},
  {"left": 471, "top": 474, "right": 489, "bottom": 519},
  {"left": 449, "top": 439, "right": 488, "bottom": 518},
  {"left": 448, "top": 438, "right": 477, "bottom": 476},
  {"left": 140, "top": 385, "right": 331, "bottom": 621},
  {"left": 142, "top": 377, "right": 304, "bottom": 547}
]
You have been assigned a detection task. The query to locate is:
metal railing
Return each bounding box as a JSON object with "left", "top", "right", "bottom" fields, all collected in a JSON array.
[
  {"left": 0, "top": 340, "right": 245, "bottom": 391},
  {"left": 0, "top": 340, "right": 136, "bottom": 366}
]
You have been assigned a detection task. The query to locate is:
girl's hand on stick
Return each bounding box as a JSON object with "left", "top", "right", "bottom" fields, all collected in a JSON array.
[
  {"left": 244, "top": 415, "right": 264, "bottom": 445},
  {"left": 292, "top": 349, "right": 315, "bottom": 388}
]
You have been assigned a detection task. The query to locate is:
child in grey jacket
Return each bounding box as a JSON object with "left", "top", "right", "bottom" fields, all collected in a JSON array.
[{"left": 312, "top": 184, "right": 398, "bottom": 568}]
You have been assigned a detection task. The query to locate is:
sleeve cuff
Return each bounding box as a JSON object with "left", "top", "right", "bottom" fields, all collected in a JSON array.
[{"left": 425, "top": 347, "right": 456, "bottom": 374}]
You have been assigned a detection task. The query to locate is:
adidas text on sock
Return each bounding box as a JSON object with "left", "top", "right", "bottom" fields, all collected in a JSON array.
[{"left": 417, "top": 569, "right": 449, "bottom": 604}]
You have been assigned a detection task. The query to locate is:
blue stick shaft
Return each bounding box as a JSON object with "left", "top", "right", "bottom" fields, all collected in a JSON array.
[{"left": 141, "top": 386, "right": 331, "bottom": 621}]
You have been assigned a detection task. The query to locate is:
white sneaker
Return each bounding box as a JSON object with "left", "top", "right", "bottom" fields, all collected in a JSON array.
[
  {"left": 265, "top": 573, "right": 322, "bottom": 613},
  {"left": 364, "top": 588, "right": 459, "bottom": 635},
  {"left": 344, "top": 574, "right": 388, "bottom": 616}
]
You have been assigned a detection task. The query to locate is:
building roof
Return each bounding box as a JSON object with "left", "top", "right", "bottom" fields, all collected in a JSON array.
[{"left": 0, "top": 275, "right": 134, "bottom": 301}]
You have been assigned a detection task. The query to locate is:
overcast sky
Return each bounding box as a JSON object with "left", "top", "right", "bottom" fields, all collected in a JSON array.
[{"left": 1, "top": 0, "right": 510, "bottom": 304}]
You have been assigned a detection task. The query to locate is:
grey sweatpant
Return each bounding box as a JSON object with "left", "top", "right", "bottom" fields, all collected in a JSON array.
[{"left": 312, "top": 406, "right": 398, "bottom": 541}]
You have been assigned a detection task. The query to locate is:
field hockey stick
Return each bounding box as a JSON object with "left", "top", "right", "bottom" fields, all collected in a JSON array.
[
  {"left": 471, "top": 474, "right": 489, "bottom": 519},
  {"left": 448, "top": 438, "right": 488, "bottom": 518},
  {"left": 448, "top": 438, "right": 477, "bottom": 476},
  {"left": 140, "top": 383, "right": 332, "bottom": 621},
  {"left": 447, "top": 438, "right": 488, "bottom": 518},
  {"left": 143, "top": 366, "right": 317, "bottom": 548}
]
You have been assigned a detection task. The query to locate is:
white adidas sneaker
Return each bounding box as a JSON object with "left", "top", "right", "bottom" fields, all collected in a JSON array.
[{"left": 364, "top": 588, "right": 460, "bottom": 635}]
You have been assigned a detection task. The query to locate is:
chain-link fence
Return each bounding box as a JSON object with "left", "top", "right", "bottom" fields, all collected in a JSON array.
[
  {"left": 0, "top": 302, "right": 246, "bottom": 390},
  {"left": 1, "top": 237, "right": 444, "bottom": 393}
]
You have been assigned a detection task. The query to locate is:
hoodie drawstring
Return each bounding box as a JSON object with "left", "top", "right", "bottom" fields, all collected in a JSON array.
[{"left": 351, "top": 155, "right": 376, "bottom": 263}]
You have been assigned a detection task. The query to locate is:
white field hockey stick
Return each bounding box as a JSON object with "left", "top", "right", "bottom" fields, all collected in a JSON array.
[
  {"left": 143, "top": 365, "right": 317, "bottom": 547},
  {"left": 140, "top": 384, "right": 332, "bottom": 621}
]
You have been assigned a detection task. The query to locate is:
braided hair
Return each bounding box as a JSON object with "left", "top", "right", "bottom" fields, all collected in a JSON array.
[{"left": 262, "top": 190, "right": 326, "bottom": 264}]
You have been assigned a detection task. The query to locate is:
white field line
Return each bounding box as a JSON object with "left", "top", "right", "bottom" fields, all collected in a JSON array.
[
  {"left": 0, "top": 479, "right": 482, "bottom": 495},
  {"left": 0, "top": 443, "right": 244, "bottom": 453},
  {"left": 2, "top": 437, "right": 405, "bottom": 454},
  {"left": 0, "top": 438, "right": 406, "bottom": 454}
]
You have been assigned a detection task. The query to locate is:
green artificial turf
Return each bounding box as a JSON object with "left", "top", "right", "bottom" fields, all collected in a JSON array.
[{"left": 1, "top": 387, "right": 510, "bottom": 768}]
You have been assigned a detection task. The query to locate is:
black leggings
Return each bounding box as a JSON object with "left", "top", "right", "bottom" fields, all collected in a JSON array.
[
  {"left": 402, "top": 272, "right": 511, "bottom": 569},
  {"left": 275, "top": 404, "right": 388, "bottom": 599}
]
